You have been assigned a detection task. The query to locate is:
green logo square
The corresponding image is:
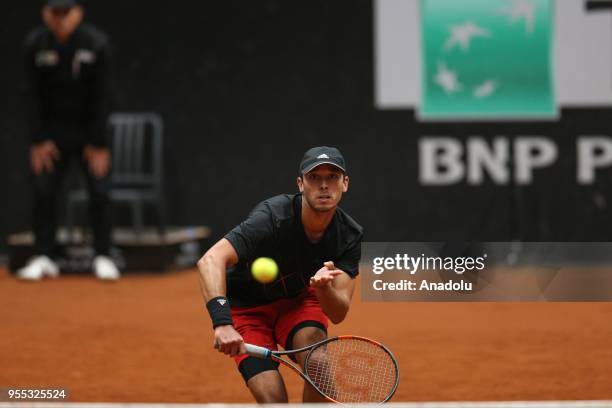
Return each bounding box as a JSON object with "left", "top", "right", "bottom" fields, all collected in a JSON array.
[{"left": 420, "top": 0, "right": 556, "bottom": 120}]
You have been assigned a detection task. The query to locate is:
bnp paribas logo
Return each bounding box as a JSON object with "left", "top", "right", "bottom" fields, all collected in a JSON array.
[{"left": 420, "top": 0, "right": 555, "bottom": 120}]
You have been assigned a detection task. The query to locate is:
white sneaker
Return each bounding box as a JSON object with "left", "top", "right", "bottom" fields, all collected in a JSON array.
[
  {"left": 17, "top": 255, "right": 60, "bottom": 280},
  {"left": 93, "top": 255, "right": 121, "bottom": 280}
]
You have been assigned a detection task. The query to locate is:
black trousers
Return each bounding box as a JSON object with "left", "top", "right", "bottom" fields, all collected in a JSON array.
[{"left": 32, "top": 145, "right": 112, "bottom": 258}]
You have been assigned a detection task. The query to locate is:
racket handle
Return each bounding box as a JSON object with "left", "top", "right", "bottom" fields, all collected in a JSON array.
[{"left": 245, "top": 343, "right": 271, "bottom": 359}]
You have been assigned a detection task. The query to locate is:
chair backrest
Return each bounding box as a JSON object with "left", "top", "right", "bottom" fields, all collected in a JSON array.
[{"left": 109, "top": 113, "right": 163, "bottom": 191}]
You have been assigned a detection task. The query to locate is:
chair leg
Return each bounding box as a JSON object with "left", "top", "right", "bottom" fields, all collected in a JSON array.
[
  {"left": 66, "top": 200, "right": 80, "bottom": 244},
  {"left": 156, "top": 197, "right": 167, "bottom": 242},
  {"left": 131, "top": 200, "right": 144, "bottom": 235},
  {"left": 66, "top": 201, "right": 74, "bottom": 241}
]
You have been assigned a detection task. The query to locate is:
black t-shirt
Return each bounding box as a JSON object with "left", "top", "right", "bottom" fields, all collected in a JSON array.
[
  {"left": 224, "top": 193, "right": 363, "bottom": 307},
  {"left": 23, "top": 23, "right": 115, "bottom": 148}
]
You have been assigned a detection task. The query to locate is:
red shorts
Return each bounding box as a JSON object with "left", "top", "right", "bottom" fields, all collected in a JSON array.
[{"left": 231, "top": 287, "right": 328, "bottom": 366}]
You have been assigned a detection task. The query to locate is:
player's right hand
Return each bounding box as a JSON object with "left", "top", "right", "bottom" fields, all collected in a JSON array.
[
  {"left": 213, "top": 325, "right": 246, "bottom": 357},
  {"left": 30, "top": 140, "right": 60, "bottom": 175},
  {"left": 310, "top": 261, "right": 343, "bottom": 288}
]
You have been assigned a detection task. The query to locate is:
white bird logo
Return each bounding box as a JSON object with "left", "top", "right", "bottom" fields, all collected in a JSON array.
[
  {"left": 474, "top": 80, "right": 498, "bottom": 98},
  {"left": 498, "top": 0, "right": 536, "bottom": 34},
  {"left": 444, "top": 21, "right": 491, "bottom": 52},
  {"left": 435, "top": 62, "right": 462, "bottom": 94}
]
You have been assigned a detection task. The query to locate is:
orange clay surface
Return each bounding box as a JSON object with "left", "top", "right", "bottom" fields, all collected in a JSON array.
[{"left": 1, "top": 267, "right": 611, "bottom": 403}]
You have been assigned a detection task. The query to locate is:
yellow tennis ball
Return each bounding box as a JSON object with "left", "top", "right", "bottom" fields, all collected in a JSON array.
[{"left": 251, "top": 257, "right": 278, "bottom": 283}]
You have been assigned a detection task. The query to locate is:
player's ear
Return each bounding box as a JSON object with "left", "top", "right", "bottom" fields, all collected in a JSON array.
[
  {"left": 297, "top": 176, "right": 304, "bottom": 192},
  {"left": 342, "top": 175, "right": 349, "bottom": 193}
]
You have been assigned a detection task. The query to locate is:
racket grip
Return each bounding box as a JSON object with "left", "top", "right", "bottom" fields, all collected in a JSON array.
[{"left": 245, "top": 343, "right": 271, "bottom": 359}]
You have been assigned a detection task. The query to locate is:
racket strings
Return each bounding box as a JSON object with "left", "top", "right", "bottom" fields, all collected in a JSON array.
[{"left": 305, "top": 338, "right": 398, "bottom": 403}]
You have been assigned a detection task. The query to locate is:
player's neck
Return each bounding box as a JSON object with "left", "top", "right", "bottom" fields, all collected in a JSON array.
[{"left": 301, "top": 200, "right": 335, "bottom": 243}]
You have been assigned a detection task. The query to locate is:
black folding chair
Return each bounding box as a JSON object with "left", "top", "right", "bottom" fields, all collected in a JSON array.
[{"left": 66, "top": 112, "right": 166, "bottom": 237}]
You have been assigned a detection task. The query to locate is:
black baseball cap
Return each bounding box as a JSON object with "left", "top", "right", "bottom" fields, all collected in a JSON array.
[
  {"left": 47, "top": 0, "right": 79, "bottom": 8},
  {"left": 299, "top": 146, "right": 346, "bottom": 175}
]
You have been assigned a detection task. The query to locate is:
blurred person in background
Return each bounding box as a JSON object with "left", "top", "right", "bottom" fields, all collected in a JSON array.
[{"left": 18, "top": 0, "right": 119, "bottom": 280}]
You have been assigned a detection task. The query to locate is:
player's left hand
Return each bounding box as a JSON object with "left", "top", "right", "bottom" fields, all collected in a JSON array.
[
  {"left": 83, "top": 145, "right": 111, "bottom": 179},
  {"left": 310, "top": 261, "right": 343, "bottom": 288}
]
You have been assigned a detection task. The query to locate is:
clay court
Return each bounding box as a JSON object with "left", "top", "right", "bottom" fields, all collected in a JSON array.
[{"left": 1, "top": 267, "right": 611, "bottom": 403}]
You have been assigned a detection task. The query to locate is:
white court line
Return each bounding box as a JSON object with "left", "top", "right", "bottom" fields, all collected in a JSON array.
[{"left": 0, "top": 402, "right": 612, "bottom": 408}]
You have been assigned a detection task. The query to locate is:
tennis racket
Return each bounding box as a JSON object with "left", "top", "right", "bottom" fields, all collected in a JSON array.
[{"left": 244, "top": 335, "right": 399, "bottom": 404}]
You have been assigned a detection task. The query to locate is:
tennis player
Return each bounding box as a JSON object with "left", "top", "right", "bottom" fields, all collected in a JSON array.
[{"left": 197, "top": 146, "right": 363, "bottom": 403}]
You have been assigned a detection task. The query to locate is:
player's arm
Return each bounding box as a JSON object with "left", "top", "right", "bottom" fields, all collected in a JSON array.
[
  {"left": 310, "top": 261, "right": 356, "bottom": 324},
  {"left": 23, "top": 32, "right": 44, "bottom": 145},
  {"left": 198, "top": 238, "right": 237, "bottom": 301},
  {"left": 200, "top": 202, "right": 275, "bottom": 355},
  {"left": 197, "top": 238, "right": 245, "bottom": 357}
]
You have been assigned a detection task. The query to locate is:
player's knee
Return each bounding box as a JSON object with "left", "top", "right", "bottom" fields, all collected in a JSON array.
[
  {"left": 293, "top": 326, "right": 327, "bottom": 349},
  {"left": 305, "top": 349, "right": 329, "bottom": 367},
  {"left": 290, "top": 326, "right": 327, "bottom": 366},
  {"left": 245, "top": 367, "right": 287, "bottom": 403}
]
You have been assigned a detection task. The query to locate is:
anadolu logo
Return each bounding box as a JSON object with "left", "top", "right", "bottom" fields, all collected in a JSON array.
[{"left": 420, "top": 0, "right": 555, "bottom": 120}]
